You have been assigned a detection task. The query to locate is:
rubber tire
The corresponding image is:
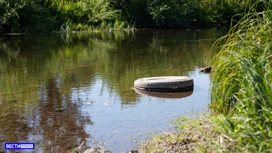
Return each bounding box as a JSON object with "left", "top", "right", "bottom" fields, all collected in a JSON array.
[{"left": 134, "top": 76, "right": 193, "bottom": 92}]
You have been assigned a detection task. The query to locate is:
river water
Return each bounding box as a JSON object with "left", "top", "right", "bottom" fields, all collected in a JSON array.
[{"left": 0, "top": 29, "right": 225, "bottom": 153}]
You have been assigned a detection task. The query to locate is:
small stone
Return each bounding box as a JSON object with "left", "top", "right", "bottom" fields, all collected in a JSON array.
[
  {"left": 199, "top": 67, "right": 212, "bottom": 73},
  {"left": 55, "top": 108, "right": 66, "bottom": 112},
  {"left": 128, "top": 149, "right": 139, "bottom": 153}
]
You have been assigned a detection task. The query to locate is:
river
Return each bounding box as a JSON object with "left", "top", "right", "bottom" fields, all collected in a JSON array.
[{"left": 0, "top": 29, "right": 225, "bottom": 153}]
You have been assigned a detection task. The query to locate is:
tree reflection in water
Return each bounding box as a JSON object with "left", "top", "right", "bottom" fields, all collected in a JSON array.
[
  {"left": 0, "top": 111, "right": 30, "bottom": 145},
  {"left": 36, "top": 77, "right": 92, "bottom": 152},
  {"left": 0, "top": 77, "right": 92, "bottom": 152}
]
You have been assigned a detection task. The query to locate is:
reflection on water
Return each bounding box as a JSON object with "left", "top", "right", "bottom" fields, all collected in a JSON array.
[
  {"left": 0, "top": 29, "right": 225, "bottom": 152},
  {"left": 134, "top": 88, "right": 193, "bottom": 99}
]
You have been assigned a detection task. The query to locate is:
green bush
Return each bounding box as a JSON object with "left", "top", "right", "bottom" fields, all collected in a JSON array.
[
  {"left": 0, "top": 0, "right": 23, "bottom": 32},
  {"left": 0, "top": 0, "right": 264, "bottom": 33},
  {"left": 146, "top": 0, "right": 248, "bottom": 29},
  {"left": 0, "top": 0, "right": 63, "bottom": 33},
  {"left": 0, "top": 0, "right": 120, "bottom": 33},
  {"left": 111, "top": 0, "right": 150, "bottom": 28}
]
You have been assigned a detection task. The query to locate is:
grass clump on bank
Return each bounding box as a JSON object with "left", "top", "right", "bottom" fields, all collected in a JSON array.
[
  {"left": 138, "top": 115, "right": 238, "bottom": 153},
  {"left": 139, "top": 3, "right": 272, "bottom": 153},
  {"left": 210, "top": 7, "right": 272, "bottom": 152}
]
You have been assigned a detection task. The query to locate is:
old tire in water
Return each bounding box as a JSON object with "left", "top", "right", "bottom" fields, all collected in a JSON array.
[{"left": 134, "top": 76, "right": 193, "bottom": 92}]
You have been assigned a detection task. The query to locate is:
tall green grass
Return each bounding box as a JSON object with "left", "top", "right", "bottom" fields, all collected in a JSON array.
[{"left": 211, "top": 5, "right": 272, "bottom": 152}]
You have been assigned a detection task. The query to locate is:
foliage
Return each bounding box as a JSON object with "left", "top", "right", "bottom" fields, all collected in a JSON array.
[
  {"left": 0, "top": 0, "right": 62, "bottom": 33},
  {"left": 110, "top": 0, "right": 150, "bottom": 28},
  {"left": 147, "top": 0, "right": 203, "bottom": 28},
  {"left": 210, "top": 4, "right": 272, "bottom": 151},
  {"left": 60, "top": 0, "right": 119, "bottom": 30},
  {"left": 0, "top": 0, "right": 121, "bottom": 33},
  {"left": 0, "top": 0, "right": 263, "bottom": 33},
  {"left": 113, "top": 0, "right": 251, "bottom": 29},
  {"left": 211, "top": 7, "right": 272, "bottom": 114}
]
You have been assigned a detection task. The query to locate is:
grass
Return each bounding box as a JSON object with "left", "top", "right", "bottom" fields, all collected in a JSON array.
[
  {"left": 139, "top": 4, "right": 272, "bottom": 153},
  {"left": 210, "top": 8, "right": 272, "bottom": 152}
]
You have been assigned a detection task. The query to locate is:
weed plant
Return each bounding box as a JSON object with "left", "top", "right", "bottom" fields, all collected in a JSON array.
[{"left": 211, "top": 6, "right": 272, "bottom": 152}]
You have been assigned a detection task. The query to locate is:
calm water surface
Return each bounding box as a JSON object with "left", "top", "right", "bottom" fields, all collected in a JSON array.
[{"left": 0, "top": 29, "right": 225, "bottom": 153}]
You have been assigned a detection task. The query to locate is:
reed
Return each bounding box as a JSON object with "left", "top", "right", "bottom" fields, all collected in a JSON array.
[{"left": 210, "top": 4, "right": 272, "bottom": 151}]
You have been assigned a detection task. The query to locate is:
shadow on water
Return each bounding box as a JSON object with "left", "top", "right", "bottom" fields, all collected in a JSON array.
[
  {"left": 0, "top": 29, "right": 226, "bottom": 152},
  {"left": 134, "top": 88, "right": 193, "bottom": 99}
]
